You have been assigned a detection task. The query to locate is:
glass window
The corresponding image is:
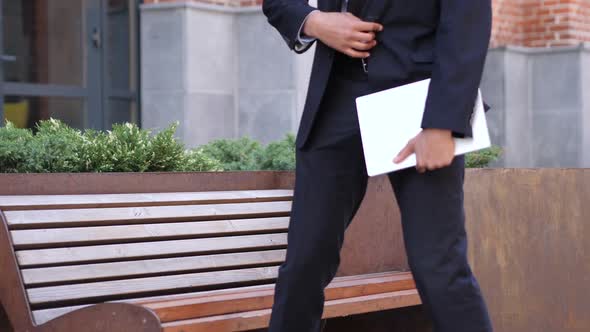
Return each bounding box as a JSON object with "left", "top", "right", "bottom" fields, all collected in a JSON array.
[
  {"left": 1, "top": 0, "right": 139, "bottom": 131},
  {"left": 106, "top": 99, "right": 137, "bottom": 128},
  {"left": 4, "top": 95, "right": 85, "bottom": 129},
  {"left": 2, "top": 0, "right": 84, "bottom": 86},
  {"left": 107, "top": 0, "right": 133, "bottom": 91}
]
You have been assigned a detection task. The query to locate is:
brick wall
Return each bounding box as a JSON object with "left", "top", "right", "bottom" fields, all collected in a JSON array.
[
  {"left": 492, "top": 0, "right": 590, "bottom": 47},
  {"left": 143, "top": 0, "right": 590, "bottom": 47}
]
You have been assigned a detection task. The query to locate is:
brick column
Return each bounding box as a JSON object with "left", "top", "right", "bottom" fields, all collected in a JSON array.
[{"left": 492, "top": 0, "right": 590, "bottom": 47}]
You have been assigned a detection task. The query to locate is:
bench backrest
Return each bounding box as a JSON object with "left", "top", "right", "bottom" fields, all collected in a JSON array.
[{"left": 0, "top": 190, "right": 293, "bottom": 327}]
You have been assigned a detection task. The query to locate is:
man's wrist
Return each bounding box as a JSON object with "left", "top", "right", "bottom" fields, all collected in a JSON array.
[{"left": 303, "top": 10, "right": 322, "bottom": 39}]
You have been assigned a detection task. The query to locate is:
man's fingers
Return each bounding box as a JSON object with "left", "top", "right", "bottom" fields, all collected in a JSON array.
[
  {"left": 394, "top": 140, "right": 414, "bottom": 163},
  {"left": 353, "top": 31, "right": 376, "bottom": 42},
  {"left": 354, "top": 21, "right": 383, "bottom": 32},
  {"left": 426, "top": 163, "right": 439, "bottom": 171},
  {"left": 420, "top": 159, "right": 452, "bottom": 172},
  {"left": 425, "top": 158, "right": 453, "bottom": 171},
  {"left": 350, "top": 40, "right": 377, "bottom": 51},
  {"left": 344, "top": 48, "right": 370, "bottom": 59}
]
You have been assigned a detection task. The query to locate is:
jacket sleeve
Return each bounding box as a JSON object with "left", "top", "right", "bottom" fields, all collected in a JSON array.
[
  {"left": 262, "top": 0, "right": 317, "bottom": 54},
  {"left": 420, "top": 0, "right": 492, "bottom": 137}
]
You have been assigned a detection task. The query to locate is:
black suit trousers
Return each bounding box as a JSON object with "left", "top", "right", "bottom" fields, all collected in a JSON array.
[{"left": 268, "top": 73, "right": 493, "bottom": 332}]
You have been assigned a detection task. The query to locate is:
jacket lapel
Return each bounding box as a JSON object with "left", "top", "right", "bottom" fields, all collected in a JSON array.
[{"left": 361, "top": 0, "right": 390, "bottom": 22}]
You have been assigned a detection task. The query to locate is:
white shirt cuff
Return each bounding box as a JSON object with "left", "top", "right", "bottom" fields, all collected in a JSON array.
[{"left": 295, "top": 10, "right": 318, "bottom": 52}]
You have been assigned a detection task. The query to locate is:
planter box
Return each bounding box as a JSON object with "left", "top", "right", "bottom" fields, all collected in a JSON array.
[{"left": 1, "top": 169, "right": 588, "bottom": 332}]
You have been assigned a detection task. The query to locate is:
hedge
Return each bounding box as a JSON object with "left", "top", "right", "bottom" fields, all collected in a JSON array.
[{"left": 0, "top": 119, "right": 500, "bottom": 173}]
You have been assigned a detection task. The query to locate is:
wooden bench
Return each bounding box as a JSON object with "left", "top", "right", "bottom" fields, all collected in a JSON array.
[{"left": 0, "top": 189, "right": 420, "bottom": 332}]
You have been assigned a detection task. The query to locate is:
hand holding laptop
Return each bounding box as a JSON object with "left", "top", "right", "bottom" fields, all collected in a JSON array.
[
  {"left": 393, "top": 128, "right": 456, "bottom": 173},
  {"left": 355, "top": 78, "right": 491, "bottom": 177}
]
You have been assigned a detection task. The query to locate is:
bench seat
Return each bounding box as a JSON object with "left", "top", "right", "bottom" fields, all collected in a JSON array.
[{"left": 0, "top": 189, "right": 420, "bottom": 332}]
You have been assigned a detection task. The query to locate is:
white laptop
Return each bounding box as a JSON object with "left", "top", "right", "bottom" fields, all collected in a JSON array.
[{"left": 355, "top": 79, "right": 491, "bottom": 176}]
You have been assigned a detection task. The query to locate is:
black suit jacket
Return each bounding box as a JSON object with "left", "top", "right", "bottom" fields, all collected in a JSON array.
[{"left": 263, "top": 0, "right": 492, "bottom": 149}]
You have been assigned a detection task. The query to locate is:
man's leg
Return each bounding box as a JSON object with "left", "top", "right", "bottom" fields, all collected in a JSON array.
[
  {"left": 388, "top": 156, "right": 493, "bottom": 332},
  {"left": 268, "top": 132, "right": 368, "bottom": 332}
]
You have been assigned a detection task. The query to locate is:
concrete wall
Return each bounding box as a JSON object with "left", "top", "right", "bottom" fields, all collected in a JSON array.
[
  {"left": 140, "top": 2, "right": 314, "bottom": 147},
  {"left": 481, "top": 44, "right": 590, "bottom": 167},
  {"left": 140, "top": 4, "right": 590, "bottom": 167}
]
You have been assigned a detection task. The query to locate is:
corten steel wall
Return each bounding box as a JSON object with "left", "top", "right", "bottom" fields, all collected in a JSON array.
[
  {"left": 463, "top": 169, "right": 590, "bottom": 332},
  {"left": 281, "top": 169, "right": 590, "bottom": 331},
  {"left": 0, "top": 169, "right": 588, "bottom": 331}
]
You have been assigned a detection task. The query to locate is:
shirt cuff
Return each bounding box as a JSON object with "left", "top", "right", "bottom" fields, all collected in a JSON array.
[{"left": 295, "top": 10, "right": 318, "bottom": 52}]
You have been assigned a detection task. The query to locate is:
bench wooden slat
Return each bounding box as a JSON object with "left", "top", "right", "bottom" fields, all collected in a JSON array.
[
  {"left": 133, "top": 271, "right": 407, "bottom": 306},
  {"left": 32, "top": 283, "right": 288, "bottom": 325},
  {"left": 160, "top": 289, "right": 421, "bottom": 332},
  {"left": 147, "top": 271, "right": 415, "bottom": 323},
  {"left": 0, "top": 190, "right": 293, "bottom": 210},
  {"left": 21, "top": 249, "right": 287, "bottom": 286},
  {"left": 27, "top": 266, "right": 280, "bottom": 306},
  {"left": 11, "top": 217, "right": 289, "bottom": 249},
  {"left": 16, "top": 233, "right": 288, "bottom": 267},
  {"left": 4, "top": 201, "right": 292, "bottom": 229},
  {"left": 30, "top": 271, "right": 414, "bottom": 326}
]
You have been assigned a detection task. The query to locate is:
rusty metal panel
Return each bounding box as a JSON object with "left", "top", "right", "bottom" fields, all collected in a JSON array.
[
  {"left": 276, "top": 173, "right": 409, "bottom": 276},
  {"left": 338, "top": 175, "right": 409, "bottom": 276},
  {"left": 284, "top": 169, "right": 590, "bottom": 331},
  {"left": 2, "top": 169, "right": 586, "bottom": 332},
  {"left": 0, "top": 172, "right": 281, "bottom": 195},
  {"left": 464, "top": 169, "right": 590, "bottom": 332}
]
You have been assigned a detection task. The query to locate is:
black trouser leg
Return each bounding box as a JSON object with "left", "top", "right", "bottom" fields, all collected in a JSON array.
[
  {"left": 268, "top": 132, "right": 369, "bottom": 332},
  {"left": 388, "top": 156, "right": 494, "bottom": 332},
  {"left": 268, "top": 73, "right": 372, "bottom": 332}
]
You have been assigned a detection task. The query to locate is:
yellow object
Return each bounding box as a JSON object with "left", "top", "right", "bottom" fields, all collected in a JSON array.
[{"left": 4, "top": 100, "right": 29, "bottom": 128}]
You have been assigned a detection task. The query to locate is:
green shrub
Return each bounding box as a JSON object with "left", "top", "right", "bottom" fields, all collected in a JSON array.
[
  {"left": 79, "top": 122, "right": 189, "bottom": 173},
  {"left": 0, "top": 119, "right": 225, "bottom": 173},
  {"left": 465, "top": 146, "right": 502, "bottom": 168},
  {"left": 24, "top": 119, "right": 85, "bottom": 173},
  {"left": 147, "top": 122, "right": 186, "bottom": 172},
  {"left": 0, "top": 122, "right": 34, "bottom": 173},
  {"left": 101, "top": 123, "right": 152, "bottom": 172},
  {"left": 0, "top": 119, "right": 502, "bottom": 173},
  {"left": 79, "top": 129, "right": 115, "bottom": 172},
  {"left": 179, "top": 148, "right": 224, "bottom": 172},
  {"left": 259, "top": 134, "right": 296, "bottom": 171},
  {"left": 198, "top": 137, "right": 264, "bottom": 171}
]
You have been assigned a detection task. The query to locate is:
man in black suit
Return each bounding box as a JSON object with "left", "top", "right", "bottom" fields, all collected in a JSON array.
[{"left": 262, "top": 0, "right": 493, "bottom": 331}]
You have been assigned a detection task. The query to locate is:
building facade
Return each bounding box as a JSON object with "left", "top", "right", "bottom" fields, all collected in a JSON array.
[{"left": 1, "top": 0, "right": 590, "bottom": 166}]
